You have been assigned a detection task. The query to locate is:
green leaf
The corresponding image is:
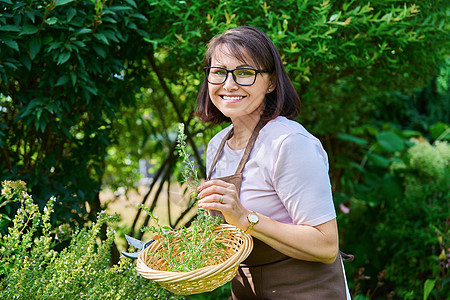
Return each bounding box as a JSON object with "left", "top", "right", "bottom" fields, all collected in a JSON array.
[
  {"left": 20, "top": 55, "right": 32, "bottom": 71},
  {"left": 423, "top": 279, "right": 436, "bottom": 300},
  {"left": 25, "top": 10, "right": 36, "bottom": 23},
  {"left": 56, "top": 75, "right": 70, "bottom": 86},
  {"left": 54, "top": 0, "right": 74, "bottom": 7},
  {"left": 0, "top": 213, "right": 12, "bottom": 228},
  {"left": 94, "top": 33, "right": 110, "bottom": 45},
  {"left": 57, "top": 52, "right": 71, "bottom": 65},
  {"left": 131, "top": 13, "right": 148, "bottom": 22},
  {"left": 0, "top": 0, "right": 13, "bottom": 5},
  {"left": 102, "top": 16, "right": 118, "bottom": 23},
  {"left": 103, "top": 30, "right": 119, "bottom": 43},
  {"left": 70, "top": 71, "right": 77, "bottom": 86},
  {"left": 401, "top": 130, "right": 422, "bottom": 138},
  {"left": 124, "top": 0, "right": 137, "bottom": 8},
  {"left": 367, "top": 152, "right": 390, "bottom": 168},
  {"left": 29, "top": 38, "right": 41, "bottom": 60},
  {"left": 85, "top": 85, "right": 98, "bottom": 96},
  {"left": 430, "top": 122, "right": 449, "bottom": 141},
  {"left": 338, "top": 133, "right": 368, "bottom": 146},
  {"left": 109, "top": 6, "right": 133, "bottom": 12},
  {"left": 38, "top": 116, "right": 47, "bottom": 133},
  {"left": 93, "top": 46, "right": 106, "bottom": 58},
  {"left": 19, "top": 24, "right": 39, "bottom": 36},
  {"left": 0, "top": 25, "right": 20, "bottom": 32},
  {"left": 376, "top": 131, "right": 405, "bottom": 153},
  {"left": 3, "top": 39, "right": 19, "bottom": 51},
  {"left": 47, "top": 42, "right": 63, "bottom": 52},
  {"left": 66, "top": 7, "right": 77, "bottom": 21},
  {"left": 45, "top": 17, "right": 59, "bottom": 25},
  {"left": 3, "top": 62, "right": 18, "bottom": 70},
  {"left": 71, "top": 40, "right": 87, "bottom": 48},
  {"left": 76, "top": 28, "right": 92, "bottom": 35}
]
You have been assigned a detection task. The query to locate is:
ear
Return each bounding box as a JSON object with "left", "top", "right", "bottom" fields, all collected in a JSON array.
[{"left": 267, "top": 76, "right": 276, "bottom": 93}]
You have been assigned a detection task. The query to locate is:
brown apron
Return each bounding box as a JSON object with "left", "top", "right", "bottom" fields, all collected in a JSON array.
[{"left": 207, "top": 119, "right": 349, "bottom": 299}]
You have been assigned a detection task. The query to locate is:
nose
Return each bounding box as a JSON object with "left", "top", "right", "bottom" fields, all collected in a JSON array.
[{"left": 222, "top": 72, "right": 239, "bottom": 91}]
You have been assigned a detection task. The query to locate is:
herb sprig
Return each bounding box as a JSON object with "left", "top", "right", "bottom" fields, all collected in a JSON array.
[
  {"left": 176, "top": 123, "right": 200, "bottom": 205},
  {"left": 140, "top": 123, "right": 225, "bottom": 272}
]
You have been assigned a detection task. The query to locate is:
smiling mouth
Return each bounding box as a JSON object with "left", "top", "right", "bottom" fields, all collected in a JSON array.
[{"left": 221, "top": 95, "right": 246, "bottom": 102}]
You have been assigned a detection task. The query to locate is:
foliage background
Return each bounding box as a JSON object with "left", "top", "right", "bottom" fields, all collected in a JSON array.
[{"left": 0, "top": 0, "right": 449, "bottom": 299}]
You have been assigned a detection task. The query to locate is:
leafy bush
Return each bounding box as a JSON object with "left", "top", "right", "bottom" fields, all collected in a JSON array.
[
  {"left": 0, "top": 0, "right": 152, "bottom": 228},
  {"left": 337, "top": 126, "right": 449, "bottom": 299},
  {"left": 0, "top": 180, "right": 182, "bottom": 300}
]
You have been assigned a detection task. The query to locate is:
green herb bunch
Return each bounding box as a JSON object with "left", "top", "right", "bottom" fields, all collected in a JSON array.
[
  {"left": 0, "top": 180, "right": 179, "bottom": 300},
  {"left": 140, "top": 123, "right": 225, "bottom": 272},
  {"left": 140, "top": 205, "right": 225, "bottom": 272}
]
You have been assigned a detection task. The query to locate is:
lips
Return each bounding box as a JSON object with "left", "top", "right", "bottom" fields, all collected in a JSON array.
[{"left": 220, "top": 95, "right": 246, "bottom": 103}]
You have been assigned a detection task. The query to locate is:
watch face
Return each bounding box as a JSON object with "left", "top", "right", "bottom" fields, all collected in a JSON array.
[{"left": 248, "top": 213, "right": 258, "bottom": 223}]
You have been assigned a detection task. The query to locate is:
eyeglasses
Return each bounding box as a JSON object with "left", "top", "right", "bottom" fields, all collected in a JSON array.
[{"left": 203, "top": 67, "right": 268, "bottom": 86}]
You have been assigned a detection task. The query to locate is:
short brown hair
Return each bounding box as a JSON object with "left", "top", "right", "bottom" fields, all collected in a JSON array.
[{"left": 195, "top": 26, "right": 300, "bottom": 124}]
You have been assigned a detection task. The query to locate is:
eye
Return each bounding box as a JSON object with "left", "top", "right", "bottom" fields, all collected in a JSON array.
[
  {"left": 211, "top": 68, "right": 227, "bottom": 75},
  {"left": 235, "top": 69, "right": 256, "bottom": 77}
]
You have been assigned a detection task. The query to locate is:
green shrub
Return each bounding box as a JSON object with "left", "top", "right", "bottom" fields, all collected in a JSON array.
[
  {"left": 0, "top": 180, "right": 183, "bottom": 299},
  {"left": 0, "top": 0, "right": 153, "bottom": 228},
  {"left": 337, "top": 127, "right": 449, "bottom": 299}
]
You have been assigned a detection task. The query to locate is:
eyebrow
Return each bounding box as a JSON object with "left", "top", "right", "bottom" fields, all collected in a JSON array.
[{"left": 212, "top": 63, "right": 255, "bottom": 69}]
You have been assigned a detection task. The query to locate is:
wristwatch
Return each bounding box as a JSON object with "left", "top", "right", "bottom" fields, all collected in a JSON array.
[{"left": 244, "top": 211, "right": 259, "bottom": 234}]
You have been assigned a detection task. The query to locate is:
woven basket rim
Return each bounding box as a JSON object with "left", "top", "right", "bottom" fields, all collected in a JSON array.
[{"left": 136, "top": 224, "right": 253, "bottom": 283}]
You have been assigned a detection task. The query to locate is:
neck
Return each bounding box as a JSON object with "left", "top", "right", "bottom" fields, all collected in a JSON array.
[{"left": 228, "top": 116, "right": 261, "bottom": 150}]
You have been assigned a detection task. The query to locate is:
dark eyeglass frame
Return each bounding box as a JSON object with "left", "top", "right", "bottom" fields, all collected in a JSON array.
[{"left": 203, "top": 66, "right": 269, "bottom": 86}]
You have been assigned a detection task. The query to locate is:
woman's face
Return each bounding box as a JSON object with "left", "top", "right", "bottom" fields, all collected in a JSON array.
[{"left": 208, "top": 45, "right": 274, "bottom": 123}]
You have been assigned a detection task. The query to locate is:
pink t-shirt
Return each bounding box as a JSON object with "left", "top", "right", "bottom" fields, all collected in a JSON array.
[{"left": 206, "top": 116, "right": 336, "bottom": 226}]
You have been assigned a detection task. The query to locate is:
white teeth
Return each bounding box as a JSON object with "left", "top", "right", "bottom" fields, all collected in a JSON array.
[{"left": 222, "top": 96, "right": 243, "bottom": 101}]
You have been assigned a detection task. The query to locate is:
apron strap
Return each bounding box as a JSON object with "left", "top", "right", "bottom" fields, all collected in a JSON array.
[
  {"left": 235, "top": 118, "right": 265, "bottom": 175},
  {"left": 207, "top": 118, "right": 265, "bottom": 180},
  {"left": 207, "top": 128, "right": 234, "bottom": 180}
]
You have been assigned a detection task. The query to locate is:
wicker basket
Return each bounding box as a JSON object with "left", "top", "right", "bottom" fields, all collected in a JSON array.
[{"left": 136, "top": 224, "right": 253, "bottom": 295}]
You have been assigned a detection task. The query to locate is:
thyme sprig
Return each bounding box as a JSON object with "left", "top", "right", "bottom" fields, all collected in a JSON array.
[
  {"left": 140, "top": 123, "right": 226, "bottom": 272},
  {"left": 176, "top": 123, "right": 200, "bottom": 205}
]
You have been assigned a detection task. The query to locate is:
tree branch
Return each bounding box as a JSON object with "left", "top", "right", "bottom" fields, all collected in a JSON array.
[{"left": 146, "top": 53, "right": 205, "bottom": 178}]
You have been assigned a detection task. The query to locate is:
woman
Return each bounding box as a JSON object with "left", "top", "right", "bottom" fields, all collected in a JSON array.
[{"left": 195, "top": 26, "right": 350, "bottom": 299}]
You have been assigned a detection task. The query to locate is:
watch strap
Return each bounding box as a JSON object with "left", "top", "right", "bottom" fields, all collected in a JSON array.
[{"left": 244, "top": 222, "right": 255, "bottom": 234}]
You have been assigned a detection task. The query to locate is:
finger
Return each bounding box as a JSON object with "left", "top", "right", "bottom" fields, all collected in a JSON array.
[
  {"left": 198, "top": 185, "right": 230, "bottom": 199},
  {"left": 198, "top": 194, "right": 224, "bottom": 204},
  {"left": 198, "top": 179, "right": 231, "bottom": 191},
  {"left": 198, "top": 198, "right": 226, "bottom": 211}
]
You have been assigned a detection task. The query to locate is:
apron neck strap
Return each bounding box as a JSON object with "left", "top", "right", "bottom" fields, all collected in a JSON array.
[{"left": 207, "top": 118, "right": 265, "bottom": 180}]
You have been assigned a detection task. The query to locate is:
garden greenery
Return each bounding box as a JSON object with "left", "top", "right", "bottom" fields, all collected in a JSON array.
[
  {"left": 0, "top": 0, "right": 152, "bottom": 227},
  {"left": 0, "top": 180, "right": 182, "bottom": 299},
  {"left": 337, "top": 128, "right": 449, "bottom": 299}
]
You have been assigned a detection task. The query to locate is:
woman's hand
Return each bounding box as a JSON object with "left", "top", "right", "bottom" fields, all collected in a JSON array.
[{"left": 197, "top": 179, "right": 250, "bottom": 230}]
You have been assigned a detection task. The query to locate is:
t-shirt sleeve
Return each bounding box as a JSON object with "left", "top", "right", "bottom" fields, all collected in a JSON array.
[{"left": 272, "top": 133, "right": 336, "bottom": 226}]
